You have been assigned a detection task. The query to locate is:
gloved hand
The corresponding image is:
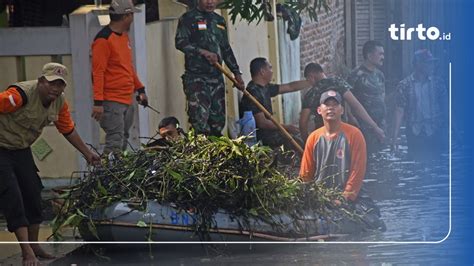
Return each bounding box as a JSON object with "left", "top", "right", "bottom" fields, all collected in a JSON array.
[{"left": 136, "top": 93, "right": 148, "bottom": 107}]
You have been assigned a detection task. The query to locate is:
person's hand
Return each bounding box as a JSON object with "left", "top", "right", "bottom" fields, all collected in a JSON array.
[
  {"left": 284, "top": 124, "right": 300, "bottom": 134},
  {"left": 234, "top": 74, "right": 245, "bottom": 91},
  {"left": 372, "top": 126, "right": 386, "bottom": 143},
  {"left": 334, "top": 194, "right": 349, "bottom": 207},
  {"left": 85, "top": 151, "right": 101, "bottom": 165},
  {"left": 200, "top": 49, "right": 218, "bottom": 65},
  {"left": 333, "top": 199, "right": 342, "bottom": 206},
  {"left": 137, "top": 93, "right": 148, "bottom": 107},
  {"left": 91, "top": 106, "right": 104, "bottom": 121}
]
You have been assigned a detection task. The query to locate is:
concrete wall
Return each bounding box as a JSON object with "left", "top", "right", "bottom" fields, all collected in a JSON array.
[
  {"left": 0, "top": 2, "right": 282, "bottom": 179},
  {"left": 0, "top": 5, "right": 148, "bottom": 179},
  {"left": 145, "top": 19, "right": 188, "bottom": 138},
  {"left": 159, "top": 0, "right": 188, "bottom": 19},
  {"left": 146, "top": 2, "right": 279, "bottom": 136},
  {"left": 278, "top": 19, "right": 301, "bottom": 125},
  {"left": 0, "top": 57, "right": 21, "bottom": 90},
  {"left": 224, "top": 12, "right": 274, "bottom": 130}
]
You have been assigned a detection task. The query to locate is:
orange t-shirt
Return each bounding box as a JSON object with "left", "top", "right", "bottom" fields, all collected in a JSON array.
[
  {"left": 92, "top": 26, "right": 144, "bottom": 105},
  {"left": 299, "top": 122, "right": 367, "bottom": 201}
]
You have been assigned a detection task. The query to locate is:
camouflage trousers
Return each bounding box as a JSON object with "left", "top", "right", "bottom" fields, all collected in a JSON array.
[{"left": 182, "top": 73, "right": 225, "bottom": 136}]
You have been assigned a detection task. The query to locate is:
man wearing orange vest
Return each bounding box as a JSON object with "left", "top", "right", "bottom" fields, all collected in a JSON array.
[{"left": 0, "top": 63, "right": 100, "bottom": 265}]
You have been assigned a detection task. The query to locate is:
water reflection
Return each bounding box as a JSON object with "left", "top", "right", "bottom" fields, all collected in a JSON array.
[
  {"left": 51, "top": 139, "right": 461, "bottom": 265},
  {"left": 361, "top": 146, "right": 450, "bottom": 242}
]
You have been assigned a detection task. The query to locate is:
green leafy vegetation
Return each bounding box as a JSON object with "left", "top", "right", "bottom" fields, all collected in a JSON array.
[
  {"left": 219, "top": 0, "right": 330, "bottom": 24},
  {"left": 52, "top": 133, "right": 349, "bottom": 240}
]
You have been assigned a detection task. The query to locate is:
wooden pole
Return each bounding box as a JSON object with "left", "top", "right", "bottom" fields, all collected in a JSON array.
[{"left": 214, "top": 63, "right": 304, "bottom": 155}]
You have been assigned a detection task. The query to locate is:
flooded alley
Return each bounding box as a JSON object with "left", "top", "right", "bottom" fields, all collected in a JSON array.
[{"left": 24, "top": 141, "right": 457, "bottom": 265}]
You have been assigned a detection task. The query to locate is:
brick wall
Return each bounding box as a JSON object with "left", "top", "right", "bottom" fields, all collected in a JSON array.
[{"left": 299, "top": 1, "right": 348, "bottom": 77}]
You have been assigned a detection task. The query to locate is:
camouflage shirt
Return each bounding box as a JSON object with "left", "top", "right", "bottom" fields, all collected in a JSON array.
[
  {"left": 302, "top": 77, "right": 352, "bottom": 110},
  {"left": 175, "top": 8, "right": 241, "bottom": 76},
  {"left": 395, "top": 74, "right": 447, "bottom": 136},
  {"left": 347, "top": 65, "right": 386, "bottom": 125}
]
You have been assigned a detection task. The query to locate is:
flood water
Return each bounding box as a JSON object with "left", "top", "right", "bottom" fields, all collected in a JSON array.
[{"left": 50, "top": 131, "right": 465, "bottom": 265}]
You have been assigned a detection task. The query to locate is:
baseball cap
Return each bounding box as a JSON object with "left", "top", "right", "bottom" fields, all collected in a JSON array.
[
  {"left": 109, "top": 0, "right": 141, "bottom": 15},
  {"left": 320, "top": 90, "right": 342, "bottom": 105},
  {"left": 41, "top": 63, "right": 68, "bottom": 85},
  {"left": 413, "top": 49, "right": 438, "bottom": 64}
]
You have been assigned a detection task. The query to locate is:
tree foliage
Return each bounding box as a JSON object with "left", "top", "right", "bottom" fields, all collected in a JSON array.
[{"left": 218, "top": 0, "right": 330, "bottom": 24}]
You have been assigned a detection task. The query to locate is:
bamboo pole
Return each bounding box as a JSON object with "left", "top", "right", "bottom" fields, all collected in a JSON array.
[{"left": 214, "top": 63, "right": 304, "bottom": 155}]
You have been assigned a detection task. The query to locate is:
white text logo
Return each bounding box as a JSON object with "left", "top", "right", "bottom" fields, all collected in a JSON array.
[{"left": 388, "top": 24, "right": 451, "bottom": 41}]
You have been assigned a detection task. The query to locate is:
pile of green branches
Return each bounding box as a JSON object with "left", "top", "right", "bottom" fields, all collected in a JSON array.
[{"left": 52, "top": 133, "right": 345, "bottom": 240}]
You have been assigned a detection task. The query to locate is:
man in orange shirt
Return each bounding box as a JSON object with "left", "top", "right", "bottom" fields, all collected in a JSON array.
[
  {"left": 300, "top": 90, "right": 385, "bottom": 232},
  {"left": 91, "top": 0, "right": 149, "bottom": 154},
  {"left": 300, "top": 90, "right": 366, "bottom": 203},
  {"left": 0, "top": 63, "right": 100, "bottom": 265}
]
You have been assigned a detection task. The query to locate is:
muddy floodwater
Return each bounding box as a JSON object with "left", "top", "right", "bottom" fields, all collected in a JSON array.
[{"left": 48, "top": 140, "right": 467, "bottom": 265}]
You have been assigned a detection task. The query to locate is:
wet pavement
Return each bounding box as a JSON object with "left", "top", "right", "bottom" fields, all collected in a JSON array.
[
  {"left": 1, "top": 130, "right": 461, "bottom": 265},
  {"left": 0, "top": 191, "right": 80, "bottom": 265}
]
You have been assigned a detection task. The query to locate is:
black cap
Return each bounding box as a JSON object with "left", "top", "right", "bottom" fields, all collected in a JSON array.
[
  {"left": 320, "top": 90, "right": 342, "bottom": 104},
  {"left": 413, "top": 49, "right": 438, "bottom": 65}
]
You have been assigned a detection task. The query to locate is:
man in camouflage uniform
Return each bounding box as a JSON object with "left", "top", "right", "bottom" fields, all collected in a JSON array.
[
  {"left": 347, "top": 40, "right": 386, "bottom": 154},
  {"left": 299, "top": 63, "right": 385, "bottom": 142},
  {"left": 175, "top": 0, "right": 244, "bottom": 136},
  {"left": 392, "top": 49, "right": 448, "bottom": 161}
]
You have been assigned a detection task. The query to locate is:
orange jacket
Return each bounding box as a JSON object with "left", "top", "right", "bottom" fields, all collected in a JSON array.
[
  {"left": 0, "top": 86, "right": 74, "bottom": 134},
  {"left": 92, "top": 26, "right": 144, "bottom": 106}
]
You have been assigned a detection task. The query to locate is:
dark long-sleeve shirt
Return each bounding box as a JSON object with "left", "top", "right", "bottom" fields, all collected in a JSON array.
[{"left": 175, "top": 8, "right": 240, "bottom": 76}]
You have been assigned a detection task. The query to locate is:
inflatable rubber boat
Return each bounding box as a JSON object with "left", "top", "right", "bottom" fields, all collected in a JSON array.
[{"left": 79, "top": 199, "right": 384, "bottom": 241}]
